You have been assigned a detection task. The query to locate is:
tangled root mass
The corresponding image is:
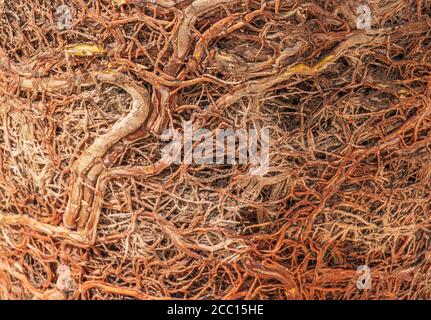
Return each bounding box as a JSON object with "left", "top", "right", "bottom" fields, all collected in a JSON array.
[{"left": 1, "top": 0, "right": 431, "bottom": 299}]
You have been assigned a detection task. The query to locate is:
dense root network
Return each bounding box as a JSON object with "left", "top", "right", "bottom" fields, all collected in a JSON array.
[{"left": 1, "top": 0, "right": 431, "bottom": 299}]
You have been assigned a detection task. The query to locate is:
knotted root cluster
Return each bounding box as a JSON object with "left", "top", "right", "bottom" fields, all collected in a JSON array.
[{"left": 1, "top": 0, "right": 431, "bottom": 299}]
